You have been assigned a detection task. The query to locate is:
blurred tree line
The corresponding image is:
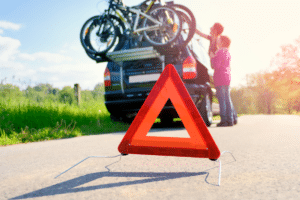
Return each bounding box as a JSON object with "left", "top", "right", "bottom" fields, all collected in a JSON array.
[
  {"left": 231, "top": 36, "right": 300, "bottom": 114},
  {"left": 0, "top": 82, "right": 105, "bottom": 105}
]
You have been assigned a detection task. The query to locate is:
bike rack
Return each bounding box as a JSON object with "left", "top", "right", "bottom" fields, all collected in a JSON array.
[
  {"left": 106, "top": 46, "right": 165, "bottom": 66},
  {"left": 106, "top": 46, "right": 165, "bottom": 94}
]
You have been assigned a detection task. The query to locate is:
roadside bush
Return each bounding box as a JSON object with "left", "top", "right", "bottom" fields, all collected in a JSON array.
[
  {"left": 0, "top": 84, "right": 22, "bottom": 99},
  {"left": 59, "top": 86, "right": 75, "bottom": 105}
]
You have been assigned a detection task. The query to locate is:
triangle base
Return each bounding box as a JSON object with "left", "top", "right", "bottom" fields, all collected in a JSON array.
[{"left": 126, "top": 145, "right": 209, "bottom": 158}]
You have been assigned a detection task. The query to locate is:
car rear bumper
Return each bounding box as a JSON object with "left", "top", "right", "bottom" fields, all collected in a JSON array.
[{"left": 105, "top": 83, "right": 209, "bottom": 114}]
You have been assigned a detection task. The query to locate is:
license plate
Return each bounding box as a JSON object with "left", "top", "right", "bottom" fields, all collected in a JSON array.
[{"left": 129, "top": 74, "right": 161, "bottom": 83}]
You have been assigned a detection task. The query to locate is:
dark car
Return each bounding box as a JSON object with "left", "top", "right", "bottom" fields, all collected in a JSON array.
[{"left": 103, "top": 27, "right": 217, "bottom": 126}]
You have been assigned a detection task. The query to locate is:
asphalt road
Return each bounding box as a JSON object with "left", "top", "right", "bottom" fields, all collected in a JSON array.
[{"left": 1, "top": 115, "right": 300, "bottom": 200}]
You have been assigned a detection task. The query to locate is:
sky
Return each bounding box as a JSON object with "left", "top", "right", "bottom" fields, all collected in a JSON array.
[{"left": 1, "top": 0, "right": 300, "bottom": 90}]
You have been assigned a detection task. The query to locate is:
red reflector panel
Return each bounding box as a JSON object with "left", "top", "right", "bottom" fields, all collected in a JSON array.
[
  {"left": 104, "top": 67, "right": 111, "bottom": 87},
  {"left": 183, "top": 56, "right": 197, "bottom": 79}
]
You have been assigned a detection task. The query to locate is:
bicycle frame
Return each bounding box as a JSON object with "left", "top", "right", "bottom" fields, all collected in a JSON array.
[
  {"left": 107, "top": 0, "right": 170, "bottom": 35},
  {"left": 127, "top": 7, "right": 163, "bottom": 34}
]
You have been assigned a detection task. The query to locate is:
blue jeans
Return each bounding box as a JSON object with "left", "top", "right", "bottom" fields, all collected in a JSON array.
[
  {"left": 231, "top": 102, "right": 237, "bottom": 123},
  {"left": 216, "top": 85, "right": 235, "bottom": 123}
]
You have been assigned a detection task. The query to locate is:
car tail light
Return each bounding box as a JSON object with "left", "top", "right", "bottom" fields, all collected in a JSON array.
[
  {"left": 104, "top": 67, "right": 111, "bottom": 87},
  {"left": 183, "top": 56, "right": 197, "bottom": 79}
]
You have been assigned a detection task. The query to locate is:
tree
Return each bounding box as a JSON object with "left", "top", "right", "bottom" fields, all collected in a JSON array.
[
  {"left": 59, "top": 86, "right": 75, "bottom": 105},
  {"left": 0, "top": 84, "right": 22, "bottom": 99},
  {"left": 33, "top": 83, "right": 54, "bottom": 94},
  {"left": 231, "top": 87, "right": 258, "bottom": 114},
  {"left": 270, "top": 36, "right": 300, "bottom": 113},
  {"left": 92, "top": 83, "right": 104, "bottom": 100},
  {"left": 232, "top": 36, "right": 300, "bottom": 114},
  {"left": 25, "top": 84, "right": 59, "bottom": 103},
  {"left": 81, "top": 90, "right": 93, "bottom": 102},
  {"left": 248, "top": 72, "right": 277, "bottom": 114}
]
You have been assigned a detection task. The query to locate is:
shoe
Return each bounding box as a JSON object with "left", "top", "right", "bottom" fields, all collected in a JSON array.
[
  {"left": 217, "top": 121, "right": 228, "bottom": 127},
  {"left": 227, "top": 121, "right": 234, "bottom": 126},
  {"left": 234, "top": 120, "right": 237, "bottom": 125},
  {"left": 217, "top": 121, "right": 233, "bottom": 127}
]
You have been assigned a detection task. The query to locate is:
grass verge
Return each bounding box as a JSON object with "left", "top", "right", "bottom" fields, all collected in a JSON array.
[
  {"left": 0, "top": 98, "right": 244, "bottom": 146},
  {"left": 0, "top": 98, "right": 129, "bottom": 146}
]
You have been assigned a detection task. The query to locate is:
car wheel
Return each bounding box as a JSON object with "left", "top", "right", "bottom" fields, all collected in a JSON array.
[
  {"left": 110, "top": 114, "right": 133, "bottom": 124},
  {"left": 198, "top": 93, "right": 213, "bottom": 127},
  {"left": 121, "top": 116, "right": 134, "bottom": 124}
]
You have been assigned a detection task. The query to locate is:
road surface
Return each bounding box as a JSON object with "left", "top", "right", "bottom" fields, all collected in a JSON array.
[{"left": 1, "top": 115, "right": 300, "bottom": 199}]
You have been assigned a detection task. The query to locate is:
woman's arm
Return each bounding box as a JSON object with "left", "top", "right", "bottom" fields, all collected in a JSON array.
[{"left": 195, "top": 29, "right": 211, "bottom": 40}]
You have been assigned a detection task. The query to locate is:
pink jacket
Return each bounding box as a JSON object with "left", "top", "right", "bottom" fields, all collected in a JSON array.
[{"left": 211, "top": 48, "right": 231, "bottom": 86}]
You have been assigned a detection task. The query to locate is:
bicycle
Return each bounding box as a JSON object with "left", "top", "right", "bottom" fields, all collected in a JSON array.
[
  {"left": 80, "top": 0, "right": 183, "bottom": 56},
  {"left": 143, "top": 2, "right": 197, "bottom": 49},
  {"left": 82, "top": 14, "right": 126, "bottom": 61},
  {"left": 171, "top": 4, "right": 196, "bottom": 48}
]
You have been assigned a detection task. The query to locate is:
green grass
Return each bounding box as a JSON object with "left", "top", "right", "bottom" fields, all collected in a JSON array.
[
  {"left": 0, "top": 98, "right": 129, "bottom": 146},
  {"left": 213, "top": 115, "right": 221, "bottom": 121},
  {"left": 0, "top": 96, "right": 246, "bottom": 146}
]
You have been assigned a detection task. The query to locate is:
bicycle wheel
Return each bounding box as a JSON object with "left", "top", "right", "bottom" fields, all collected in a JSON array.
[
  {"left": 83, "top": 15, "right": 127, "bottom": 61},
  {"left": 142, "top": 6, "right": 182, "bottom": 47},
  {"left": 172, "top": 4, "right": 196, "bottom": 48},
  {"left": 80, "top": 16, "right": 117, "bottom": 55},
  {"left": 108, "top": 15, "right": 126, "bottom": 51}
]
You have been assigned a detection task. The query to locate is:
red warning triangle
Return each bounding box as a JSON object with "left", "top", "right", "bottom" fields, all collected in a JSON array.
[{"left": 118, "top": 64, "right": 220, "bottom": 160}]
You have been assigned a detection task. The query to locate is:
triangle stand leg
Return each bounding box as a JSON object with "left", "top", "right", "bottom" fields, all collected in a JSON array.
[
  {"left": 54, "top": 154, "right": 125, "bottom": 179},
  {"left": 214, "top": 151, "right": 236, "bottom": 186}
]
